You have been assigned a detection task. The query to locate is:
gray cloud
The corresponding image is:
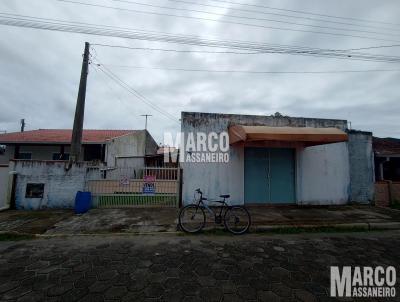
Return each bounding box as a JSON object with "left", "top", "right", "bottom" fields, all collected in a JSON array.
[{"left": 0, "top": 0, "right": 399, "bottom": 142}]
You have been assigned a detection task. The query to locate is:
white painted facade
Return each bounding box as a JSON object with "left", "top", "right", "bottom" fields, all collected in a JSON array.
[
  {"left": 181, "top": 112, "right": 372, "bottom": 205},
  {"left": 10, "top": 160, "right": 91, "bottom": 209},
  {"left": 296, "top": 143, "right": 350, "bottom": 205}
]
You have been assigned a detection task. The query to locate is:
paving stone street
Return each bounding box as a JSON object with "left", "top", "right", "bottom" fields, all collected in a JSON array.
[{"left": 0, "top": 231, "right": 399, "bottom": 301}]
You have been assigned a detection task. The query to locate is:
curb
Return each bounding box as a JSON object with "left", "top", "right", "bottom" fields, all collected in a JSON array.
[
  {"left": 2, "top": 222, "right": 400, "bottom": 238},
  {"left": 253, "top": 222, "right": 375, "bottom": 232},
  {"left": 368, "top": 222, "right": 400, "bottom": 230}
]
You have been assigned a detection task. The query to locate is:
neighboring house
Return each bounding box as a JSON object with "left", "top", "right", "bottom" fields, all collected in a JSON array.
[
  {"left": 0, "top": 129, "right": 158, "bottom": 165},
  {"left": 181, "top": 112, "right": 374, "bottom": 205},
  {"left": 0, "top": 128, "right": 160, "bottom": 210},
  {"left": 373, "top": 137, "right": 400, "bottom": 181}
]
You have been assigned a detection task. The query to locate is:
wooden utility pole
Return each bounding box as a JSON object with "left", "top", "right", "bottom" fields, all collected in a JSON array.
[{"left": 69, "top": 42, "right": 90, "bottom": 165}]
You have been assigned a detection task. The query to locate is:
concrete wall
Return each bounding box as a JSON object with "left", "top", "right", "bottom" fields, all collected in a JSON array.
[
  {"left": 105, "top": 130, "right": 157, "bottom": 165},
  {"left": 297, "top": 143, "right": 350, "bottom": 205},
  {"left": 145, "top": 130, "right": 159, "bottom": 156},
  {"left": 0, "top": 165, "right": 9, "bottom": 209},
  {"left": 0, "top": 145, "right": 14, "bottom": 165},
  {"left": 11, "top": 160, "right": 95, "bottom": 209},
  {"left": 106, "top": 132, "right": 145, "bottom": 165},
  {"left": 348, "top": 131, "right": 374, "bottom": 203},
  {"left": 182, "top": 144, "right": 244, "bottom": 205},
  {"left": 115, "top": 157, "right": 145, "bottom": 169},
  {"left": 181, "top": 112, "right": 350, "bottom": 205}
]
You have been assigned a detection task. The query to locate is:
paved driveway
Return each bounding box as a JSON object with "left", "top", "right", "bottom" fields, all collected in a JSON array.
[{"left": 0, "top": 231, "right": 399, "bottom": 301}]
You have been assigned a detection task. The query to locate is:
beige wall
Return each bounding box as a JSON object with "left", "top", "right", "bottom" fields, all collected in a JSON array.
[
  {"left": 0, "top": 145, "right": 81, "bottom": 164},
  {"left": 19, "top": 145, "right": 63, "bottom": 160}
]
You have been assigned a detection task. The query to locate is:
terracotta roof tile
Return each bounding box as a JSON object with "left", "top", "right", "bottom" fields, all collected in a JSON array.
[
  {"left": 373, "top": 137, "right": 400, "bottom": 156},
  {"left": 0, "top": 129, "right": 138, "bottom": 144}
]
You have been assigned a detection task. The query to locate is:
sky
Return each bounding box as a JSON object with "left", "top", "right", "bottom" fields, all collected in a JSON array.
[{"left": 0, "top": 0, "right": 399, "bottom": 143}]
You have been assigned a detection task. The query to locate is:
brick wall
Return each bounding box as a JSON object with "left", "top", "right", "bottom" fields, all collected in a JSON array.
[{"left": 374, "top": 181, "right": 400, "bottom": 207}]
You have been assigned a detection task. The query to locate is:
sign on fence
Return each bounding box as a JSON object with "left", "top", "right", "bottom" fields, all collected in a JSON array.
[
  {"left": 119, "top": 175, "right": 130, "bottom": 186},
  {"left": 143, "top": 175, "right": 156, "bottom": 195}
]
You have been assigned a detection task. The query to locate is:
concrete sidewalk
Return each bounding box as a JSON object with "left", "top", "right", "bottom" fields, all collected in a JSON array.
[{"left": 1, "top": 205, "right": 400, "bottom": 235}]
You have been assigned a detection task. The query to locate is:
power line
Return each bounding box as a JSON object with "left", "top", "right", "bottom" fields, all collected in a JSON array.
[
  {"left": 5, "top": 12, "right": 398, "bottom": 55},
  {"left": 92, "top": 43, "right": 262, "bottom": 54},
  {"left": 337, "top": 44, "right": 400, "bottom": 51},
  {"left": 93, "top": 60, "right": 179, "bottom": 123},
  {"left": 90, "top": 42, "right": 400, "bottom": 63},
  {"left": 1, "top": 13, "right": 400, "bottom": 63},
  {"left": 161, "top": 0, "right": 400, "bottom": 33},
  {"left": 91, "top": 63, "right": 138, "bottom": 115},
  {"left": 92, "top": 42, "right": 400, "bottom": 55},
  {"left": 97, "top": 63, "right": 400, "bottom": 74},
  {"left": 208, "top": 0, "right": 400, "bottom": 27},
  {"left": 57, "top": 0, "right": 400, "bottom": 43},
  {"left": 103, "top": 0, "right": 399, "bottom": 37}
]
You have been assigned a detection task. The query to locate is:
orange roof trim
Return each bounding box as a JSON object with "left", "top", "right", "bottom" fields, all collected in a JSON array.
[{"left": 229, "top": 125, "right": 348, "bottom": 145}]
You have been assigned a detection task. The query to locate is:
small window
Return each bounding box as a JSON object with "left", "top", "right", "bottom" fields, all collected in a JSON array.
[
  {"left": 52, "top": 153, "right": 70, "bottom": 160},
  {"left": 0, "top": 145, "right": 5, "bottom": 155},
  {"left": 18, "top": 152, "right": 32, "bottom": 160},
  {"left": 25, "top": 183, "right": 45, "bottom": 198}
]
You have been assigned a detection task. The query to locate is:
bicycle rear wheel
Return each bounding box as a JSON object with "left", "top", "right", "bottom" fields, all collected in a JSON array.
[
  {"left": 224, "top": 206, "right": 251, "bottom": 235},
  {"left": 178, "top": 204, "right": 206, "bottom": 233}
]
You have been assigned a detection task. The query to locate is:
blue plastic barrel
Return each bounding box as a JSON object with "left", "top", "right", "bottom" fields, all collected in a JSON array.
[{"left": 74, "top": 191, "right": 92, "bottom": 214}]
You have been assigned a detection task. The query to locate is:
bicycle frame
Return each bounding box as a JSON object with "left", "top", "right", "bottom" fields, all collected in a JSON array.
[
  {"left": 179, "top": 189, "right": 251, "bottom": 234},
  {"left": 194, "top": 192, "right": 229, "bottom": 220}
]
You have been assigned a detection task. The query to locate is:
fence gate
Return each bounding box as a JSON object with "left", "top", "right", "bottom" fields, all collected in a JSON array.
[{"left": 86, "top": 167, "right": 181, "bottom": 208}]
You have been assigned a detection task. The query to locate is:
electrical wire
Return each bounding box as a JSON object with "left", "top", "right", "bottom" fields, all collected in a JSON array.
[
  {"left": 56, "top": 0, "right": 400, "bottom": 43},
  {"left": 1, "top": 13, "right": 400, "bottom": 63},
  {"left": 103, "top": 0, "right": 399, "bottom": 37},
  {"left": 91, "top": 42, "right": 400, "bottom": 55},
  {"left": 92, "top": 43, "right": 262, "bottom": 54},
  {"left": 93, "top": 59, "right": 180, "bottom": 123},
  {"left": 208, "top": 0, "right": 400, "bottom": 27},
  {"left": 5, "top": 12, "right": 398, "bottom": 54},
  {"left": 97, "top": 63, "right": 400, "bottom": 74},
  {"left": 161, "top": 0, "right": 400, "bottom": 33},
  {"left": 91, "top": 62, "right": 137, "bottom": 115}
]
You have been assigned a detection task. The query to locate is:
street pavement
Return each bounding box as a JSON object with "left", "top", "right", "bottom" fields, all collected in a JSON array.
[{"left": 0, "top": 231, "right": 399, "bottom": 301}]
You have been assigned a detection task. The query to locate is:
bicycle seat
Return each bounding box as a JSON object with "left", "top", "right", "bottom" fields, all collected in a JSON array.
[{"left": 219, "top": 194, "right": 230, "bottom": 199}]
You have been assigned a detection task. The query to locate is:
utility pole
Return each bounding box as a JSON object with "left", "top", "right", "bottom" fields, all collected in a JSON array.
[
  {"left": 141, "top": 114, "right": 152, "bottom": 130},
  {"left": 20, "top": 119, "right": 25, "bottom": 132},
  {"left": 69, "top": 42, "right": 90, "bottom": 165}
]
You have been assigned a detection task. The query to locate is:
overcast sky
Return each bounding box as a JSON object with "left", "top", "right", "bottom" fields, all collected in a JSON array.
[{"left": 0, "top": 0, "right": 399, "bottom": 143}]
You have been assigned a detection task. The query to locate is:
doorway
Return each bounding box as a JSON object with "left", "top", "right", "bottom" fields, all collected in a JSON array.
[{"left": 244, "top": 147, "right": 295, "bottom": 204}]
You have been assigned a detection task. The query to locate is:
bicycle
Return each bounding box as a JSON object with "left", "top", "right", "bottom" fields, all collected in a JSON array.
[{"left": 178, "top": 188, "right": 251, "bottom": 235}]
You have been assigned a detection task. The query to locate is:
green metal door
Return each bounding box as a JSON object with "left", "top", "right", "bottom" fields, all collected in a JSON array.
[
  {"left": 244, "top": 147, "right": 295, "bottom": 204},
  {"left": 244, "top": 148, "right": 269, "bottom": 203}
]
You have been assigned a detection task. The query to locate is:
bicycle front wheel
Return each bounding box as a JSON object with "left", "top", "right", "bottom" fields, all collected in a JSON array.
[
  {"left": 178, "top": 204, "right": 206, "bottom": 233},
  {"left": 224, "top": 206, "right": 251, "bottom": 235}
]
